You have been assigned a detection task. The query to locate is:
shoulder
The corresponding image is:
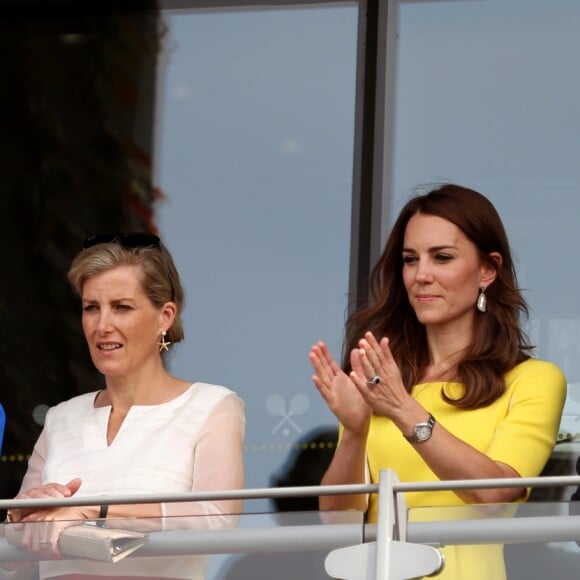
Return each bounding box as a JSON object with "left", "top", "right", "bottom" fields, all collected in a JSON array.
[
  {"left": 174, "top": 383, "right": 245, "bottom": 435},
  {"left": 46, "top": 391, "right": 99, "bottom": 417},
  {"left": 505, "top": 358, "right": 567, "bottom": 401},
  {"left": 184, "top": 382, "right": 245, "bottom": 414},
  {"left": 506, "top": 358, "right": 566, "bottom": 385},
  {"left": 42, "top": 391, "right": 100, "bottom": 430}
]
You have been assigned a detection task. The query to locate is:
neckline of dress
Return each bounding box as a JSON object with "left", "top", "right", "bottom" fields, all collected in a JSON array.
[{"left": 92, "top": 382, "right": 196, "bottom": 410}]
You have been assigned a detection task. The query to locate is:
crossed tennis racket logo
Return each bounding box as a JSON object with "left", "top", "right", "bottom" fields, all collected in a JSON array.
[{"left": 266, "top": 393, "right": 310, "bottom": 435}]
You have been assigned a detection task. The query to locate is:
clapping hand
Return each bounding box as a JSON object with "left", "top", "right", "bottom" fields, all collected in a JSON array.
[
  {"left": 309, "top": 341, "right": 371, "bottom": 434},
  {"left": 349, "top": 332, "right": 410, "bottom": 420}
]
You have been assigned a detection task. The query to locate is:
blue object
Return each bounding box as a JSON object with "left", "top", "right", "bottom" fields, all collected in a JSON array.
[{"left": 0, "top": 403, "right": 5, "bottom": 455}]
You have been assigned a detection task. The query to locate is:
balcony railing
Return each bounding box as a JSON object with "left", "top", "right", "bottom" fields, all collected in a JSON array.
[{"left": 1, "top": 471, "right": 580, "bottom": 579}]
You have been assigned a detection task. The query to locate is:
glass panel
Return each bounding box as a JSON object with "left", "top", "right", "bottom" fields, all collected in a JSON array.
[
  {"left": 408, "top": 501, "right": 580, "bottom": 580},
  {"left": 504, "top": 501, "right": 580, "bottom": 580},
  {"left": 2, "top": 3, "right": 360, "bottom": 578},
  {"left": 5, "top": 501, "right": 580, "bottom": 579},
  {"left": 154, "top": 5, "right": 357, "bottom": 510},
  {"left": 0, "top": 510, "right": 363, "bottom": 580},
  {"left": 393, "top": 0, "right": 580, "bottom": 463}
]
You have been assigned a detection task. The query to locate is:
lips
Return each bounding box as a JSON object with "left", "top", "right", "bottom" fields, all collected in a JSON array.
[
  {"left": 97, "top": 343, "right": 122, "bottom": 351},
  {"left": 415, "top": 294, "right": 439, "bottom": 302}
]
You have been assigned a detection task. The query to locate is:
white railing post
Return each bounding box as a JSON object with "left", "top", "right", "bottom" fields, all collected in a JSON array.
[
  {"left": 324, "top": 470, "right": 443, "bottom": 580},
  {"left": 375, "top": 469, "right": 444, "bottom": 580}
]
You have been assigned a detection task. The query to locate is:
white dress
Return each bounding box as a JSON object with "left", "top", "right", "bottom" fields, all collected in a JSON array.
[{"left": 19, "top": 382, "right": 246, "bottom": 579}]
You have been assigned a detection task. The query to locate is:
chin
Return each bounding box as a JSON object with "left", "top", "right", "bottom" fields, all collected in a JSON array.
[
  {"left": 92, "top": 360, "right": 123, "bottom": 377},
  {"left": 414, "top": 313, "right": 445, "bottom": 326}
]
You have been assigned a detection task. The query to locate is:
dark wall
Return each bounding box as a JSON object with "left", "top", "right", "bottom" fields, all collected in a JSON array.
[{"left": 0, "top": 0, "right": 161, "bottom": 498}]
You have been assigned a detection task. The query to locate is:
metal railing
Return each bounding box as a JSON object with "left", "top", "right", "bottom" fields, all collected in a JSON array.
[{"left": 2, "top": 471, "right": 580, "bottom": 579}]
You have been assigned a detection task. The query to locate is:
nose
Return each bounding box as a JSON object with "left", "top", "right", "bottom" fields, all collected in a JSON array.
[
  {"left": 96, "top": 310, "right": 114, "bottom": 334},
  {"left": 415, "top": 258, "right": 433, "bottom": 283}
]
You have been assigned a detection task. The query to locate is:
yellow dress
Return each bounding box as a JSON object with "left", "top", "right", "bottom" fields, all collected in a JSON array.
[{"left": 364, "top": 358, "right": 567, "bottom": 580}]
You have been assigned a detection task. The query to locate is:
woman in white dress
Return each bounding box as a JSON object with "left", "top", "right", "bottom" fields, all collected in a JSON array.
[{"left": 5, "top": 233, "right": 246, "bottom": 579}]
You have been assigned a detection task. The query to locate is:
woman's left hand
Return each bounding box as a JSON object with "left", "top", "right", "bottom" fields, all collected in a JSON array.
[
  {"left": 17, "top": 506, "right": 94, "bottom": 556},
  {"left": 349, "top": 331, "right": 413, "bottom": 420}
]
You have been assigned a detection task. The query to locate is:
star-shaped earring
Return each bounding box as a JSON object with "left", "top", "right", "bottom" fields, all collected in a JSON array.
[{"left": 158, "top": 330, "right": 171, "bottom": 352}]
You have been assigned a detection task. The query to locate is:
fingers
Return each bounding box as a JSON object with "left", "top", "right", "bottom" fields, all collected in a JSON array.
[
  {"left": 355, "top": 332, "right": 397, "bottom": 381},
  {"left": 351, "top": 345, "right": 380, "bottom": 388},
  {"left": 379, "top": 336, "right": 395, "bottom": 363},
  {"left": 349, "top": 368, "right": 368, "bottom": 392},
  {"left": 349, "top": 351, "right": 379, "bottom": 404},
  {"left": 21, "top": 519, "right": 62, "bottom": 557},
  {"left": 358, "top": 332, "right": 385, "bottom": 372},
  {"left": 351, "top": 332, "right": 392, "bottom": 392},
  {"left": 65, "top": 478, "right": 82, "bottom": 496},
  {"left": 15, "top": 481, "right": 82, "bottom": 522},
  {"left": 6, "top": 508, "right": 22, "bottom": 523},
  {"left": 18, "top": 483, "right": 74, "bottom": 500},
  {"left": 309, "top": 341, "right": 339, "bottom": 387},
  {"left": 310, "top": 341, "right": 336, "bottom": 368},
  {"left": 350, "top": 348, "right": 366, "bottom": 378}
]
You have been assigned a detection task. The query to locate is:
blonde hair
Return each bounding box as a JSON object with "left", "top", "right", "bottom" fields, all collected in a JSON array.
[{"left": 68, "top": 241, "right": 185, "bottom": 344}]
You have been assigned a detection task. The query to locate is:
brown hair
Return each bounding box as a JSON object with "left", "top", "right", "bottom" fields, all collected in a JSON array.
[
  {"left": 343, "top": 183, "right": 531, "bottom": 408},
  {"left": 68, "top": 241, "right": 185, "bottom": 344}
]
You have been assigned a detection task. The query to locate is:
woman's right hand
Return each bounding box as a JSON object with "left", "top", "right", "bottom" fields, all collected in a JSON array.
[
  {"left": 309, "top": 341, "right": 371, "bottom": 434},
  {"left": 9, "top": 478, "right": 82, "bottom": 523},
  {"left": 7, "top": 479, "right": 83, "bottom": 558}
]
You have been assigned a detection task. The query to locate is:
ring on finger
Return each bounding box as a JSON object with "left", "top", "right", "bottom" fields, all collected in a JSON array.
[{"left": 366, "top": 375, "right": 381, "bottom": 386}]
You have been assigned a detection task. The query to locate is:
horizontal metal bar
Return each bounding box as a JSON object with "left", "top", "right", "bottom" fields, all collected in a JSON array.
[
  {"left": 393, "top": 474, "right": 580, "bottom": 493},
  {"left": 3, "top": 475, "right": 580, "bottom": 511},
  {"left": 0, "top": 484, "right": 379, "bottom": 510},
  {"left": 3, "top": 514, "right": 580, "bottom": 563},
  {"left": 407, "top": 515, "right": 580, "bottom": 546},
  {"left": 144, "top": 523, "right": 365, "bottom": 555},
  {"left": 0, "top": 522, "right": 365, "bottom": 562}
]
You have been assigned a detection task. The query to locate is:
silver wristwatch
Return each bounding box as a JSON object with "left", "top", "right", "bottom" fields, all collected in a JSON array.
[{"left": 405, "top": 413, "right": 436, "bottom": 443}]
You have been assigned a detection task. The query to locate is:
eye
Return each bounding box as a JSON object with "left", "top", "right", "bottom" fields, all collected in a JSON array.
[
  {"left": 82, "top": 305, "right": 97, "bottom": 312},
  {"left": 116, "top": 304, "right": 132, "bottom": 311},
  {"left": 402, "top": 255, "right": 417, "bottom": 264},
  {"left": 434, "top": 253, "right": 453, "bottom": 263}
]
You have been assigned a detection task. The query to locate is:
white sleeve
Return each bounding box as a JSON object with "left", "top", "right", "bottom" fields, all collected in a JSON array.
[
  {"left": 19, "top": 425, "right": 49, "bottom": 492},
  {"left": 162, "top": 393, "right": 246, "bottom": 529}
]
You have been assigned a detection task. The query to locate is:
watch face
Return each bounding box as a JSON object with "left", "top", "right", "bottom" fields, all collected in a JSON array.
[{"left": 415, "top": 424, "right": 432, "bottom": 441}]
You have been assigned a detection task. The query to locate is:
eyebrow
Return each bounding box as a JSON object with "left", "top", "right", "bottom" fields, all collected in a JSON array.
[
  {"left": 402, "top": 245, "right": 458, "bottom": 253},
  {"left": 82, "top": 298, "right": 136, "bottom": 305}
]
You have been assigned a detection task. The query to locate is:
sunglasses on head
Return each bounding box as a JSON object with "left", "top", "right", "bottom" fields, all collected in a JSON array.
[{"left": 83, "top": 232, "right": 161, "bottom": 250}]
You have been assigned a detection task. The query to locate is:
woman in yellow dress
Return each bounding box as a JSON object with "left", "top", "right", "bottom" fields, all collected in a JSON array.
[{"left": 309, "top": 183, "right": 566, "bottom": 579}]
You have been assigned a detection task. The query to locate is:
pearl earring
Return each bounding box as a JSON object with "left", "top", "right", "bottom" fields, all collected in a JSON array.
[
  {"left": 158, "top": 330, "right": 171, "bottom": 352},
  {"left": 476, "top": 286, "right": 487, "bottom": 313}
]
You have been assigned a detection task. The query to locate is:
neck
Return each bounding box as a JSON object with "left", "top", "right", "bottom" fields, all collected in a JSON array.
[
  {"left": 425, "top": 321, "right": 472, "bottom": 363},
  {"left": 103, "top": 366, "right": 178, "bottom": 408},
  {"left": 423, "top": 330, "right": 471, "bottom": 383}
]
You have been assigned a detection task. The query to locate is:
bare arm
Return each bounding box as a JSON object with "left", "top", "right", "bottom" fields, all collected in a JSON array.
[
  {"left": 309, "top": 341, "right": 370, "bottom": 511},
  {"left": 354, "top": 332, "right": 565, "bottom": 504},
  {"left": 319, "top": 428, "right": 369, "bottom": 511}
]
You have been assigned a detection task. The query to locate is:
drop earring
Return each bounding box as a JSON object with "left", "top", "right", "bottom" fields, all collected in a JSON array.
[
  {"left": 158, "top": 330, "right": 171, "bottom": 352},
  {"left": 476, "top": 286, "right": 487, "bottom": 313}
]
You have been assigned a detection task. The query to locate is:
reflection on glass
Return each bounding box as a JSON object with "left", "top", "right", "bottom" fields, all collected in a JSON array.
[
  {"left": 154, "top": 4, "right": 357, "bottom": 519},
  {"left": 1, "top": 510, "right": 363, "bottom": 580}
]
